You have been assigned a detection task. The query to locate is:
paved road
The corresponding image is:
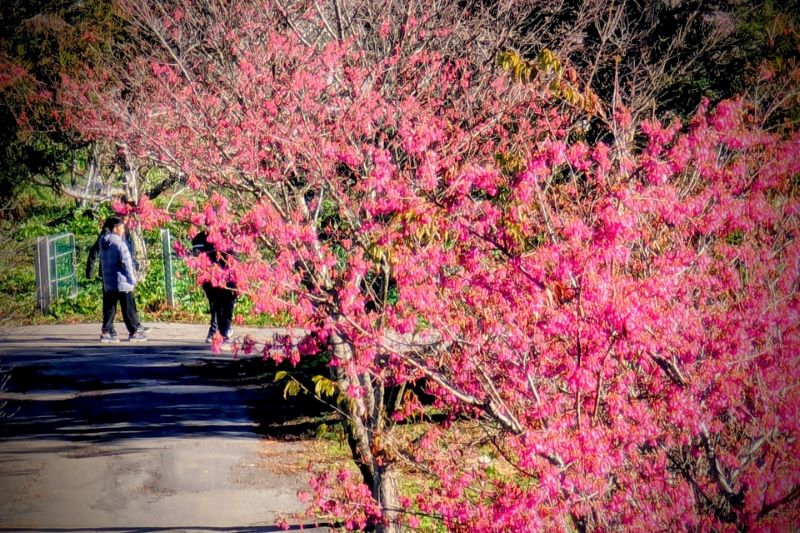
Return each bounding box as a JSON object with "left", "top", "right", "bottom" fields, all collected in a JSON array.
[{"left": 0, "top": 323, "right": 329, "bottom": 532}]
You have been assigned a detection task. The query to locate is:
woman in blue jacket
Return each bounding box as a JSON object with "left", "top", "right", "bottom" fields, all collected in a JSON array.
[
  {"left": 86, "top": 216, "right": 149, "bottom": 337},
  {"left": 99, "top": 217, "right": 148, "bottom": 343}
]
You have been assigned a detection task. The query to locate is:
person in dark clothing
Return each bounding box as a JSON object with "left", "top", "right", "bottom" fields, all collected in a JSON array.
[
  {"left": 87, "top": 217, "right": 149, "bottom": 338},
  {"left": 85, "top": 226, "right": 110, "bottom": 281},
  {"left": 96, "top": 216, "right": 148, "bottom": 343},
  {"left": 191, "top": 231, "right": 237, "bottom": 349}
]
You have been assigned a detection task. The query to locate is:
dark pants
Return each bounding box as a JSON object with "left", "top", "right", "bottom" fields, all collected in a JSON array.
[
  {"left": 102, "top": 290, "right": 140, "bottom": 335},
  {"left": 203, "top": 282, "right": 236, "bottom": 338}
]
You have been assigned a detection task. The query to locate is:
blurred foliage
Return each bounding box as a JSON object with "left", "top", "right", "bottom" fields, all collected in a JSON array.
[
  {"left": 0, "top": 0, "right": 127, "bottom": 208},
  {"left": 657, "top": 0, "right": 800, "bottom": 124},
  {"left": 511, "top": 0, "right": 799, "bottom": 130}
]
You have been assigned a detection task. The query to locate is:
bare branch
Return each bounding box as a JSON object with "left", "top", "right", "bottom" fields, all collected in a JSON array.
[
  {"left": 700, "top": 423, "right": 736, "bottom": 498},
  {"left": 760, "top": 484, "right": 800, "bottom": 519},
  {"left": 649, "top": 351, "right": 687, "bottom": 388},
  {"left": 381, "top": 332, "right": 524, "bottom": 434}
]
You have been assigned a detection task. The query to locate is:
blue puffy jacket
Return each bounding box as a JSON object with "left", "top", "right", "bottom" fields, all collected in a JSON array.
[{"left": 99, "top": 232, "right": 137, "bottom": 292}]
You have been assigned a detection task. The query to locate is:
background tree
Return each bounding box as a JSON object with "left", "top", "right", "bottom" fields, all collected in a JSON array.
[
  {"left": 735, "top": 0, "right": 800, "bottom": 130},
  {"left": 1, "top": 0, "right": 117, "bottom": 207},
  {"left": 488, "top": 0, "right": 800, "bottom": 144},
  {"left": 0, "top": 0, "right": 186, "bottom": 275},
  {"left": 50, "top": 0, "right": 800, "bottom": 531}
]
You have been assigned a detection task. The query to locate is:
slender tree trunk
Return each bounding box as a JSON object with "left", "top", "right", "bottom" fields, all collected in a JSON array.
[
  {"left": 389, "top": 382, "right": 407, "bottom": 418},
  {"left": 120, "top": 145, "right": 150, "bottom": 279},
  {"left": 375, "top": 463, "right": 401, "bottom": 533},
  {"left": 78, "top": 143, "right": 99, "bottom": 208},
  {"left": 127, "top": 227, "right": 149, "bottom": 279},
  {"left": 329, "top": 328, "right": 401, "bottom": 533}
]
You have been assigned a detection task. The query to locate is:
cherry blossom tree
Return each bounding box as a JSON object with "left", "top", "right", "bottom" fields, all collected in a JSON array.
[{"left": 61, "top": 0, "right": 800, "bottom": 530}]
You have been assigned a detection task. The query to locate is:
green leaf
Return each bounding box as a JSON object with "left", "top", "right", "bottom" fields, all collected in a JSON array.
[
  {"left": 312, "top": 375, "right": 337, "bottom": 398},
  {"left": 283, "top": 380, "right": 301, "bottom": 399}
]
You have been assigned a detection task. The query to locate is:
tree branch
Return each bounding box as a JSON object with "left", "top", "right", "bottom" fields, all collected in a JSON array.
[
  {"left": 59, "top": 184, "right": 125, "bottom": 203},
  {"left": 648, "top": 351, "right": 687, "bottom": 387},
  {"left": 760, "top": 484, "right": 800, "bottom": 519},
  {"left": 144, "top": 173, "right": 184, "bottom": 200},
  {"left": 699, "top": 423, "right": 737, "bottom": 499},
  {"left": 380, "top": 333, "right": 524, "bottom": 435}
]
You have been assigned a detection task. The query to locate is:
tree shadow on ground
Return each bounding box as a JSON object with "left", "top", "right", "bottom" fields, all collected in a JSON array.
[{"left": 0, "top": 342, "right": 332, "bottom": 443}]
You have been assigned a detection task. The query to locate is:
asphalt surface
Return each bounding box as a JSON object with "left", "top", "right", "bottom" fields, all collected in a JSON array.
[{"left": 0, "top": 323, "right": 330, "bottom": 532}]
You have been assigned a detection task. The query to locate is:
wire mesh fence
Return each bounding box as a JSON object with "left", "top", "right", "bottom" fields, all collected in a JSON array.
[{"left": 34, "top": 233, "right": 78, "bottom": 313}]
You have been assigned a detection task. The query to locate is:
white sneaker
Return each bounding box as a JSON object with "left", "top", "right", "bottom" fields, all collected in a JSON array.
[
  {"left": 128, "top": 331, "right": 148, "bottom": 342},
  {"left": 100, "top": 332, "right": 120, "bottom": 343}
]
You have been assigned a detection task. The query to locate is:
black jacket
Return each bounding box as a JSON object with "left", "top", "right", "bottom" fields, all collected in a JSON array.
[
  {"left": 191, "top": 231, "right": 237, "bottom": 289},
  {"left": 86, "top": 228, "right": 110, "bottom": 279}
]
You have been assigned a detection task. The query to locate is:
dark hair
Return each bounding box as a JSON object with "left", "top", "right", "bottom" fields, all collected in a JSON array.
[
  {"left": 103, "top": 216, "right": 124, "bottom": 230},
  {"left": 191, "top": 230, "right": 216, "bottom": 253}
]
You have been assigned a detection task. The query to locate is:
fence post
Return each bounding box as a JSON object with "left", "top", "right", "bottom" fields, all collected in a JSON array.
[
  {"left": 34, "top": 236, "right": 50, "bottom": 312},
  {"left": 161, "top": 229, "right": 175, "bottom": 308}
]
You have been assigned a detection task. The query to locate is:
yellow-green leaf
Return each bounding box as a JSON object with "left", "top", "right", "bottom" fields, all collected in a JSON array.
[
  {"left": 283, "top": 380, "right": 301, "bottom": 399},
  {"left": 312, "top": 375, "right": 338, "bottom": 398}
]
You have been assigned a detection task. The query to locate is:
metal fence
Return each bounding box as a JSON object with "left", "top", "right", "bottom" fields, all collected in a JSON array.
[
  {"left": 34, "top": 233, "right": 78, "bottom": 312},
  {"left": 161, "top": 229, "right": 176, "bottom": 307},
  {"left": 34, "top": 229, "right": 200, "bottom": 314}
]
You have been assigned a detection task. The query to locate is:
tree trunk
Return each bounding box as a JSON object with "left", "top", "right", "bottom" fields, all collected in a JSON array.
[
  {"left": 329, "top": 327, "right": 401, "bottom": 532},
  {"left": 375, "top": 464, "right": 401, "bottom": 533},
  {"left": 78, "top": 143, "right": 99, "bottom": 208},
  {"left": 120, "top": 145, "right": 150, "bottom": 279},
  {"left": 127, "top": 226, "right": 150, "bottom": 279}
]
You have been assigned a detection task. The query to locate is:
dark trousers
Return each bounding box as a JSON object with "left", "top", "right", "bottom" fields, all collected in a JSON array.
[
  {"left": 203, "top": 283, "right": 236, "bottom": 338},
  {"left": 102, "top": 290, "right": 140, "bottom": 335}
]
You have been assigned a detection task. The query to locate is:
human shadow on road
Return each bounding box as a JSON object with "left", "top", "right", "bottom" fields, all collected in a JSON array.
[{"left": 0, "top": 343, "right": 332, "bottom": 443}]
